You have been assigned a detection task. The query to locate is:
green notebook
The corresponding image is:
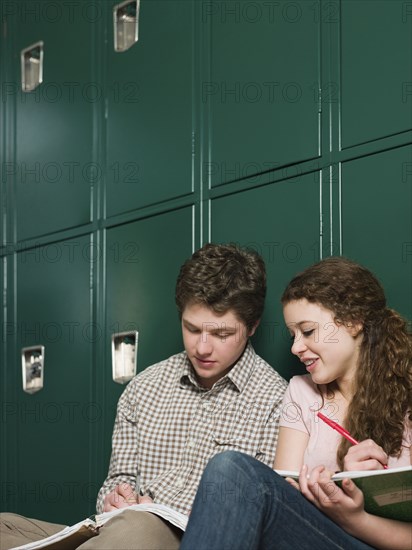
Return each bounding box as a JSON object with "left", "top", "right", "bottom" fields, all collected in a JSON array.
[{"left": 275, "top": 465, "right": 412, "bottom": 522}]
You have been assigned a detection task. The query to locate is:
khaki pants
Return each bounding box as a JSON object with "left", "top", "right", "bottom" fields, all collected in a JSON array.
[{"left": 0, "top": 511, "right": 182, "bottom": 550}]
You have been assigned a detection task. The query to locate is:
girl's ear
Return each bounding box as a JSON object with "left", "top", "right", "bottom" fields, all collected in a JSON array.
[{"left": 346, "top": 321, "right": 363, "bottom": 337}]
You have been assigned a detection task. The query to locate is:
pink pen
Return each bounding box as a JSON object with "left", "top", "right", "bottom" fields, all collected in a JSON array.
[{"left": 317, "top": 412, "right": 388, "bottom": 469}]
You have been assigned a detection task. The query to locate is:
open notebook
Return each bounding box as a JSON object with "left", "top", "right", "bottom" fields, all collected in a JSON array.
[
  {"left": 275, "top": 465, "right": 412, "bottom": 522},
  {"left": 11, "top": 503, "right": 188, "bottom": 550}
]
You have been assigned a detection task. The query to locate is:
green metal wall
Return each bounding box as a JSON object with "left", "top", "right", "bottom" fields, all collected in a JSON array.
[{"left": 1, "top": 0, "right": 411, "bottom": 524}]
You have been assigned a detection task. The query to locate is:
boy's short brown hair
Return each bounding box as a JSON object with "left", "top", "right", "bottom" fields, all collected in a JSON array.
[{"left": 175, "top": 243, "right": 266, "bottom": 331}]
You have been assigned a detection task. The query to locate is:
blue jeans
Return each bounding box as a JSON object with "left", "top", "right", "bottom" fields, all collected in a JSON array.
[{"left": 181, "top": 451, "right": 376, "bottom": 550}]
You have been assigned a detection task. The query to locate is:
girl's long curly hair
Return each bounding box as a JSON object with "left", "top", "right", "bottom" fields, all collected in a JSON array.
[{"left": 281, "top": 257, "right": 412, "bottom": 470}]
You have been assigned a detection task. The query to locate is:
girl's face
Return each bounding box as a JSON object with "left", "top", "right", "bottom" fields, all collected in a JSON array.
[{"left": 283, "top": 299, "right": 362, "bottom": 388}]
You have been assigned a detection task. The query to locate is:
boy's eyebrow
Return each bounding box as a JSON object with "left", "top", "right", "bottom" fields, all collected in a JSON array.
[
  {"left": 182, "top": 319, "right": 237, "bottom": 333},
  {"left": 208, "top": 325, "right": 237, "bottom": 334},
  {"left": 182, "top": 319, "right": 198, "bottom": 329}
]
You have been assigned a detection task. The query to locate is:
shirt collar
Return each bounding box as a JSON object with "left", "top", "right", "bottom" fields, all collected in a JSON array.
[{"left": 179, "top": 342, "right": 256, "bottom": 393}]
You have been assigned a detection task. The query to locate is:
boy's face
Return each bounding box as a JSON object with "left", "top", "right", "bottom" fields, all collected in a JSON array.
[{"left": 181, "top": 303, "right": 256, "bottom": 389}]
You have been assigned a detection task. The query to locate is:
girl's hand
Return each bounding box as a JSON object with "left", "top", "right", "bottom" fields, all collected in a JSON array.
[
  {"left": 284, "top": 476, "right": 300, "bottom": 490},
  {"left": 344, "top": 439, "right": 388, "bottom": 471},
  {"left": 298, "top": 465, "right": 367, "bottom": 533}
]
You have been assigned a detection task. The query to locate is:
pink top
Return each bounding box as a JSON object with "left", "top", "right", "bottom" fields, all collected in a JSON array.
[{"left": 279, "top": 375, "right": 412, "bottom": 472}]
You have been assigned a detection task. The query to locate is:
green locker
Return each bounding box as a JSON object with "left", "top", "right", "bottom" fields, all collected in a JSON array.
[
  {"left": 205, "top": 0, "right": 321, "bottom": 188},
  {"left": 340, "top": 0, "right": 412, "bottom": 147},
  {"left": 9, "top": 236, "right": 96, "bottom": 524},
  {"left": 105, "top": 0, "right": 195, "bottom": 217},
  {"left": 0, "top": 255, "right": 8, "bottom": 504},
  {"left": 341, "top": 145, "right": 412, "bottom": 320},
  {"left": 12, "top": 0, "right": 93, "bottom": 241}
]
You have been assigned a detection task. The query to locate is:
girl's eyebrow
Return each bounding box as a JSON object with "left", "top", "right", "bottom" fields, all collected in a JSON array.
[
  {"left": 287, "top": 320, "right": 317, "bottom": 327},
  {"left": 285, "top": 321, "right": 318, "bottom": 334},
  {"left": 286, "top": 321, "right": 308, "bottom": 330}
]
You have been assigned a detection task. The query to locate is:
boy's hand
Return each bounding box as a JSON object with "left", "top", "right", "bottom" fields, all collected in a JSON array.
[{"left": 103, "top": 483, "right": 138, "bottom": 511}]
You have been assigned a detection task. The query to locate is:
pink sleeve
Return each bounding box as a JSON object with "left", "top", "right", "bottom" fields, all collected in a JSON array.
[
  {"left": 279, "top": 376, "right": 312, "bottom": 435},
  {"left": 400, "top": 416, "right": 412, "bottom": 460},
  {"left": 402, "top": 417, "right": 412, "bottom": 447},
  {"left": 279, "top": 375, "right": 342, "bottom": 471}
]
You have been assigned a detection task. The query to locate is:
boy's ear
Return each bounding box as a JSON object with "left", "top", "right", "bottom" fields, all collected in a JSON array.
[{"left": 248, "top": 320, "right": 260, "bottom": 337}]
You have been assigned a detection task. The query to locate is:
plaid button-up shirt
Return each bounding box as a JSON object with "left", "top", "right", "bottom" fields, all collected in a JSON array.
[{"left": 96, "top": 343, "right": 287, "bottom": 514}]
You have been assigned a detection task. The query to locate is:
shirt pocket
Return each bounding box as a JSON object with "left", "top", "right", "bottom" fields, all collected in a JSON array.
[{"left": 209, "top": 401, "right": 270, "bottom": 458}]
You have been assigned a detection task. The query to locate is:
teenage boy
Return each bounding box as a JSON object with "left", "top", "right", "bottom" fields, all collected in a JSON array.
[{"left": 0, "top": 243, "right": 287, "bottom": 550}]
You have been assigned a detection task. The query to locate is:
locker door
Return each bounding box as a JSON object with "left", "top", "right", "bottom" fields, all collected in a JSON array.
[
  {"left": 105, "top": 0, "right": 195, "bottom": 217},
  {"left": 340, "top": 0, "right": 412, "bottom": 147},
  {"left": 10, "top": 236, "right": 95, "bottom": 524},
  {"left": 12, "top": 1, "right": 93, "bottom": 240},
  {"left": 341, "top": 145, "right": 412, "bottom": 320},
  {"left": 205, "top": 0, "right": 321, "bottom": 188}
]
